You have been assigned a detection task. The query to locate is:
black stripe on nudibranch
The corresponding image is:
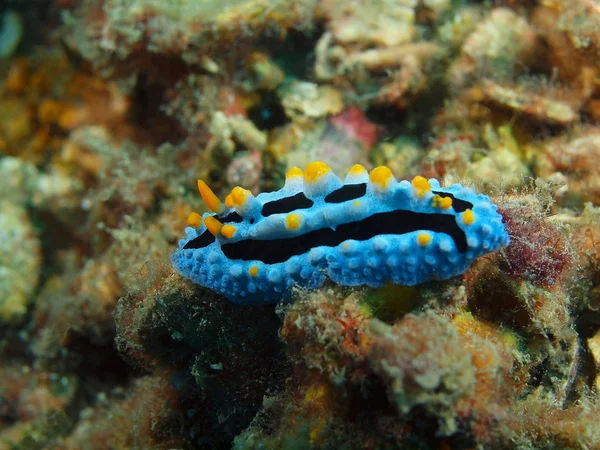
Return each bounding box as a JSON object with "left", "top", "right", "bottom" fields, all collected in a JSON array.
[
  {"left": 221, "top": 209, "right": 468, "bottom": 264},
  {"left": 324, "top": 183, "right": 367, "bottom": 203},
  {"left": 219, "top": 211, "right": 244, "bottom": 223},
  {"left": 432, "top": 191, "right": 473, "bottom": 213},
  {"left": 183, "top": 230, "right": 215, "bottom": 249},
  {"left": 261, "top": 193, "right": 314, "bottom": 217}
]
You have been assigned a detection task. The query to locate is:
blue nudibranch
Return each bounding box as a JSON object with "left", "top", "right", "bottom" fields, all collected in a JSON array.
[{"left": 171, "top": 162, "right": 510, "bottom": 304}]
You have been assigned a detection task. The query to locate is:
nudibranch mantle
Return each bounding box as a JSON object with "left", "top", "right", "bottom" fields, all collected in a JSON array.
[{"left": 171, "top": 162, "right": 510, "bottom": 304}]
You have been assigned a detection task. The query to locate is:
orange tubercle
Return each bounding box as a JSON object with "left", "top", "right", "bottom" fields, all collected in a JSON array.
[
  {"left": 221, "top": 224, "right": 237, "bottom": 238},
  {"left": 348, "top": 164, "right": 367, "bottom": 175},
  {"left": 417, "top": 233, "right": 432, "bottom": 246},
  {"left": 369, "top": 166, "right": 393, "bottom": 189},
  {"left": 204, "top": 215, "right": 223, "bottom": 236},
  {"left": 440, "top": 196, "right": 453, "bottom": 209},
  {"left": 412, "top": 176, "right": 431, "bottom": 197},
  {"left": 432, "top": 194, "right": 453, "bottom": 209},
  {"left": 285, "top": 213, "right": 302, "bottom": 230},
  {"left": 286, "top": 167, "right": 303, "bottom": 180},
  {"left": 463, "top": 209, "right": 475, "bottom": 225},
  {"left": 198, "top": 180, "right": 223, "bottom": 213},
  {"left": 304, "top": 161, "right": 331, "bottom": 183},
  {"left": 230, "top": 186, "right": 252, "bottom": 207},
  {"left": 187, "top": 212, "right": 202, "bottom": 228}
]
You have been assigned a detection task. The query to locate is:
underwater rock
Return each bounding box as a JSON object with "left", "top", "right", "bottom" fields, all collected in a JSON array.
[
  {"left": 0, "top": 365, "right": 76, "bottom": 449},
  {"left": 322, "top": 0, "right": 417, "bottom": 48},
  {"left": 0, "top": 157, "right": 84, "bottom": 226},
  {"left": 448, "top": 7, "right": 538, "bottom": 88},
  {"left": 226, "top": 150, "right": 263, "bottom": 194},
  {"left": 532, "top": 128, "right": 600, "bottom": 206},
  {"left": 589, "top": 330, "right": 600, "bottom": 391},
  {"left": 64, "top": 0, "right": 319, "bottom": 78},
  {"left": 280, "top": 290, "right": 372, "bottom": 384},
  {"left": 1, "top": 0, "right": 600, "bottom": 448},
  {"left": 478, "top": 80, "right": 579, "bottom": 126},
  {"left": 0, "top": 201, "right": 41, "bottom": 324},
  {"left": 368, "top": 312, "right": 476, "bottom": 435},
  {"left": 466, "top": 147, "right": 530, "bottom": 190},
  {"left": 280, "top": 81, "right": 344, "bottom": 122},
  {"left": 283, "top": 108, "right": 379, "bottom": 177},
  {"left": 329, "top": 106, "right": 380, "bottom": 150}
]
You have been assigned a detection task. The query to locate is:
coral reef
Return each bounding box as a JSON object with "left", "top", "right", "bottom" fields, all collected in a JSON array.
[
  {"left": 2, "top": 0, "right": 600, "bottom": 448},
  {"left": 368, "top": 312, "right": 478, "bottom": 435},
  {"left": 0, "top": 201, "right": 40, "bottom": 324}
]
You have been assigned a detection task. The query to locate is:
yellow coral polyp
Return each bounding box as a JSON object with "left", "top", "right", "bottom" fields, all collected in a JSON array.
[
  {"left": 198, "top": 180, "right": 222, "bottom": 213},
  {"left": 187, "top": 212, "right": 202, "bottom": 228},
  {"left": 412, "top": 176, "right": 431, "bottom": 196},
  {"left": 304, "top": 161, "right": 331, "bottom": 183},
  {"left": 230, "top": 186, "right": 252, "bottom": 207},
  {"left": 369, "top": 166, "right": 393, "bottom": 189}
]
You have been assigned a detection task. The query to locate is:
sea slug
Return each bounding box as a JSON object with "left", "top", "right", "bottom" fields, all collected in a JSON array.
[{"left": 171, "top": 162, "right": 510, "bottom": 304}]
